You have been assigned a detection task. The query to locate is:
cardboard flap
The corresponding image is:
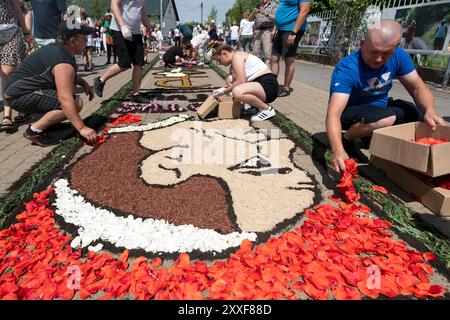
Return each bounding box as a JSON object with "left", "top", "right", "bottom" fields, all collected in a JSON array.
[
  {"left": 415, "top": 122, "right": 450, "bottom": 140},
  {"left": 370, "top": 128, "right": 430, "bottom": 173},
  {"left": 430, "top": 142, "right": 450, "bottom": 177},
  {"left": 372, "top": 122, "right": 417, "bottom": 140},
  {"left": 197, "top": 96, "right": 219, "bottom": 119}
]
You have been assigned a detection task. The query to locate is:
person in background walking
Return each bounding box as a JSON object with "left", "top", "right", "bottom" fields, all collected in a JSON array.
[
  {"left": 101, "top": 13, "right": 117, "bottom": 65},
  {"left": 93, "top": 0, "right": 153, "bottom": 104},
  {"left": 249, "top": 0, "right": 277, "bottom": 65},
  {"left": 434, "top": 20, "right": 448, "bottom": 50},
  {"left": 230, "top": 22, "right": 239, "bottom": 49},
  {"left": 239, "top": 11, "right": 254, "bottom": 52},
  {"left": 271, "top": 0, "right": 312, "bottom": 97}
]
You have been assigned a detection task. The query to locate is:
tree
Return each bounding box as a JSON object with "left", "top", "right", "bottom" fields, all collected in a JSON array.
[
  {"left": 328, "top": 0, "right": 373, "bottom": 60},
  {"left": 207, "top": 6, "right": 218, "bottom": 24}
]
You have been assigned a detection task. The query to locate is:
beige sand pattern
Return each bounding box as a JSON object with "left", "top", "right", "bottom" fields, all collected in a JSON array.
[{"left": 140, "top": 120, "right": 318, "bottom": 232}]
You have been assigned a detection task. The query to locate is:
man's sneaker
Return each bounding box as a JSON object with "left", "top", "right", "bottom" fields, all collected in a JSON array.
[
  {"left": 251, "top": 107, "right": 276, "bottom": 122},
  {"left": 93, "top": 77, "right": 105, "bottom": 97},
  {"left": 130, "top": 94, "right": 149, "bottom": 104},
  {"left": 23, "top": 126, "right": 57, "bottom": 147}
]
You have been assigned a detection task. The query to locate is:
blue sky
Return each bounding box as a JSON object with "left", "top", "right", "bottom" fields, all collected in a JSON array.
[{"left": 175, "top": 0, "right": 235, "bottom": 25}]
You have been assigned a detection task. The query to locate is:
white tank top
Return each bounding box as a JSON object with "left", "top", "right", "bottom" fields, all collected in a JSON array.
[{"left": 244, "top": 54, "right": 269, "bottom": 81}]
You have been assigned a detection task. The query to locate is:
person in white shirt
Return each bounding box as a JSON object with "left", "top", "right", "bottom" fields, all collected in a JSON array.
[
  {"left": 81, "top": 9, "right": 95, "bottom": 71},
  {"left": 93, "top": 0, "right": 153, "bottom": 104},
  {"left": 190, "top": 31, "right": 212, "bottom": 63},
  {"left": 212, "top": 44, "right": 279, "bottom": 122},
  {"left": 174, "top": 27, "right": 181, "bottom": 47},
  {"left": 156, "top": 28, "right": 163, "bottom": 50},
  {"left": 230, "top": 23, "right": 240, "bottom": 49},
  {"left": 239, "top": 11, "right": 254, "bottom": 52}
]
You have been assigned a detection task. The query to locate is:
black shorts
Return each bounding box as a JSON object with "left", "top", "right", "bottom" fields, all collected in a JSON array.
[
  {"left": 112, "top": 30, "right": 145, "bottom": 69},
  {"left": 253, "top": 73, "right": 279, "bottom": 104},
  {"left": 271, "top": 29, "right": 305, "bottom": 59},
  {"left": 340, "top": 98, "right": 424, "bottom": 130},
  {"left": 7, "top": 89, "right": 63, "bottom": 114}
]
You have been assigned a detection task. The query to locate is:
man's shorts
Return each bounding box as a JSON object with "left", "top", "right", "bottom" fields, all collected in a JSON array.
[
  {"left": 271, "top": 29, "right": 305, "bottom": 59},
  {"left": 112, "top": 30, "right": 145, "bottom": 69},
  {"left": 7, "top": 89, "right": 64, "bottom": 114},
  {"left": 340, "top": 98, "right": 424, "bottom": 130}
]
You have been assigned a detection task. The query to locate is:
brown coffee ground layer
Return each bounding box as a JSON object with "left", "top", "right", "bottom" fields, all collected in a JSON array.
[{"left": 69, "top": 133, "right": 236, "bottom": 234}]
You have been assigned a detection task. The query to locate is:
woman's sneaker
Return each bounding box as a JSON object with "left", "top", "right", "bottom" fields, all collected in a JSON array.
[{"left": 251, "top": 107, "right": 276, "bottom": 122}]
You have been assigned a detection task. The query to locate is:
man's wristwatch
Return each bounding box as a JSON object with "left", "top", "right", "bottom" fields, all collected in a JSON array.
[{"left": 290, "top": 30, "right": 297, "bottom": 36}]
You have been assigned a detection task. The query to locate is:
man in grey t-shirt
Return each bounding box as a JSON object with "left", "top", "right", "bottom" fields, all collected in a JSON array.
[{"left": 93, "top": 0, "right": 153, "bottom": 103}]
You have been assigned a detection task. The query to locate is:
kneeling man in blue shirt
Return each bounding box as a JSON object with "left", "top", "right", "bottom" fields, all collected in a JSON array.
[{"left": 326, "top": 20, "right": 446, "bottom": 173}]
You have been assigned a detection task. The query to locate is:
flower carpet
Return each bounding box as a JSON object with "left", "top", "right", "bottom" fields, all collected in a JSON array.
[{"left": 0, "top": 113, "right": 448, "bottom": 300}]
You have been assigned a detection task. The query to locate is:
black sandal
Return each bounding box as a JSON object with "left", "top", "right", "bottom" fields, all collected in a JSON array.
[
  {"left": 1, "top": 116, "right": 17, "bottom": 133},
  {"left": 278, "top": 87, "right": 291, "bottom": 97},
  {"left": 13, "top": 113, "right": 33, "bottom": 124}
]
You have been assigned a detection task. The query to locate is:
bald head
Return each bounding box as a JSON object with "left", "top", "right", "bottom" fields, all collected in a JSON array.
[{"left": 365, "top": 20, "right": 403, "bottom": 45}]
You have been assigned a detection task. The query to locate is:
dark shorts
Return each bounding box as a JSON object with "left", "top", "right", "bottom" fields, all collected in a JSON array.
[
  {"left": 271, "top": 29, "right": 305, "bottom": 59},
  {"left": 253, "top": 73, "right": 279, "bottom": 104},
  {"left": 7, "top": 89, "right": 64, "bottom": 114},
  {"left": 340, "top": 98, "right": 424, "bottom": 130},
  {"left": 112, "top": 30, "right": 145, "bottom": 69},
  {"left": 230, "top": 39, "right": 238, "bottom": 46}
]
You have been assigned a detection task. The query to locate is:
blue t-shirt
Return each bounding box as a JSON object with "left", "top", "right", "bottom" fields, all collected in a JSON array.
[
  {"left": 436, "top": 25, "right": 447, "bottom": 39},
  {"left": 275, "top": 0, "right": 312, "bottom": 31},
  {"left": 330, "top": 47, "right": 415, "bottom": 107}
]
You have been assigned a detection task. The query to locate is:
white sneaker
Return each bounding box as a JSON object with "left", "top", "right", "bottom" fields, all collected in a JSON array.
[{"left": 251, "top": 107, "right": 276, "bottom": 122}]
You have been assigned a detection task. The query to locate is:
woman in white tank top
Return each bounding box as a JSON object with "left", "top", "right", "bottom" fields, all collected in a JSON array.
[{"left": 211, "top": 45, "right": 279, "bottom": 121}]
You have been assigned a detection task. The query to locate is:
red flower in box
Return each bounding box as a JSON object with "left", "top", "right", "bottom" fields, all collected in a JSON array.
[{"left": 415, "top": 138, "right": 449, "bottom": 145}]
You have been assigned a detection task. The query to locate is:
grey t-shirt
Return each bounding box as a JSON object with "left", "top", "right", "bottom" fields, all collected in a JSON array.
[
  {"left": 27, "top": 0, "right": 67, "bottom": 39},
  {"left": 110, "top": 0, "right": 144, "bottom": 35}
]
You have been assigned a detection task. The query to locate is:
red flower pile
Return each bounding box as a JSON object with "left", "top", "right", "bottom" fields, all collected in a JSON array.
[
  {"left": 103, "top": 114, "right": 142, "bottom": 134},
  {"left": 336, "top": 159, "right": 360, "bottom": 203},
  {"left": 415, "top": 138, "right": 449, "bottom": 145},
  {"left": 0, "top": 185, "right": 446, "bottom": 300}
]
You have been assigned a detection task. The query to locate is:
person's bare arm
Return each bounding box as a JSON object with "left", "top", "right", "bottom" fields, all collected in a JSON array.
[
  {"left": 75, "top": 75, "right": 94, "bottom": 101},
  {"left": 326, "top": 93, "right": 351, "bottom": 173},
  {"left": 140, "top": 4, "right": 152, "bottom": 31},
  {"left": 10, "top": 0, "right": 29, "bottom": 33},
  {"left": 111, "top": 0, "right": 126, "bottom": 28},
  {"left": 223, "top": 53, "right": 247, "bottom": 94},
  {"left": 54, "top": 64, "right": 96, "bottom": 142},
  {"left": 287, "top": 1, "right": 312, "bottom": 46},
  {"left": 398, "top": 70, "right": 446, "bottom": 129}
]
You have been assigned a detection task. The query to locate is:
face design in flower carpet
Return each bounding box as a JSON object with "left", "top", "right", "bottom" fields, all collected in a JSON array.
[{"left": 140, "top": 120, "right": 318, "bottom": 233}]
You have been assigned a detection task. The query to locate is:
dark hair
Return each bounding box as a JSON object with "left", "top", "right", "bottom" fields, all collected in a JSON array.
[{"left": 212, "top": 43, "right": 233, "bottom": 55}]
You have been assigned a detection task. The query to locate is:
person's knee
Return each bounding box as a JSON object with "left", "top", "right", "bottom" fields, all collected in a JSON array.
[
  {"left": 285, "top": 57, "right": 295, "bottom": 66},
  {"left": 231, "top": 87, "right": 245, "bottom": 101},
  {"left": 270, "top": 55, "right": 280, "bottom": 64},
  {"left": 374, "top": 115, "right": 396, "bottom": 128}
]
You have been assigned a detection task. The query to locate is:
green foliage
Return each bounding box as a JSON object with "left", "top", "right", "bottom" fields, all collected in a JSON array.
[
  {"left": 67, "top": 0, "right": 110, "bottom": 21},
  {"left": 207, "top": 6, "right": 218, "bottom": 24}
]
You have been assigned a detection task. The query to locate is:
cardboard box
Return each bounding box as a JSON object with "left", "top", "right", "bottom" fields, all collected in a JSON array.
[
  {"left": 217, "top": 96, "right": 240, "bottom": 119},
  {"left": 197, "top": 96, "right": 219, "bottom": 119},
  {"left": 369, "top": 122, "right": 450, "bottom": 177},
  {"left": 371, "top": 156, "right": 450, "bottom": 217}
]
